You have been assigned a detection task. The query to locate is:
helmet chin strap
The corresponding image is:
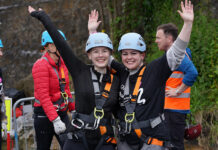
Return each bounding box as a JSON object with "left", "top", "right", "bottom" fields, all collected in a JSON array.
[
  {"left": 47, "top": 49, "right": 60, "bottom": 65},
  {"left": 47, "top": 49, "right": 60, "bottom": 58}
]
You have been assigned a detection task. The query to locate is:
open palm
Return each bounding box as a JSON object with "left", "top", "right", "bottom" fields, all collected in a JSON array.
[
  {"left": 178, "top": 0, "right": 194, "bottom": 23},
  {"left": 88, "top": 9, "right": 101, "bottom": 33},
  {"left": 28, "top": 6, "right": 42, "bottom": 14}
]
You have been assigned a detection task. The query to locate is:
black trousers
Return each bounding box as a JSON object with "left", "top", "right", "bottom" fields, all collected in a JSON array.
[
  {"left": 34, "top": 112, "right": 70, "bottom": 150},
  {"left": 63, "top": 139, "right": 115, "bottom": 150},
  {"left": 165, "top": 111, "right": 186, "bottom": 150}
]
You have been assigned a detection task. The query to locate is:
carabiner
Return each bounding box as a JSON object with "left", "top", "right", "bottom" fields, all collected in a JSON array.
[
  {"left": 54, "top": 105, "right": 60, "bottom": 111},
  {"left": 71, "top": 118, "right": 84, "bottom": 129},
  {"left": 93, "top": 117, "right": 101, "bottom": 130},
  {"left": 125, "top": 122, "right": 132, "bottom": 134}
]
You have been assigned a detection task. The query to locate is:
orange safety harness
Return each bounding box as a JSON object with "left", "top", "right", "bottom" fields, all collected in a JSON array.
[{"left": 120, "top": 66, "right": 166, "bottom": 147}]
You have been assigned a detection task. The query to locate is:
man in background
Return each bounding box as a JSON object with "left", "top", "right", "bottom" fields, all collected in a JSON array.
[{"left": 155, "top": 23, "right": 198, "bottom": 150}]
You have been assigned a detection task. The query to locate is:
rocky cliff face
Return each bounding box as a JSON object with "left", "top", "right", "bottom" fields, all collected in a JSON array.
[{"left": 0, "top": 0, "right": 111, "bottom": 95}]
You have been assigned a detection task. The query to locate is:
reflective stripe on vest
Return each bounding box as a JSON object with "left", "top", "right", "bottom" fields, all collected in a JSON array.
[{"left": 164, "top": 71, "right": 191, "bottom": 111}]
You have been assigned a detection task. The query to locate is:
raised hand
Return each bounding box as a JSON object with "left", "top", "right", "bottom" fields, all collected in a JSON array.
[
  {"left": 88, "top": 9, "right": 101, "bottom": 34},
  {"left": 177, "top": 0, "right": 194, "bottom": 23},
  {"left": 28, "top": 5, "right": 42, "bottom": 14}
]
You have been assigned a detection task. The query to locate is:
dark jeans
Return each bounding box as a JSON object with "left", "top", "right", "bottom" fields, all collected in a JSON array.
[
  {"left": 34, "top": 112, "right": 70, "bottom": 150},
  {"left": 165, "top": 111, "right": 186, "bottom": 150},
  {"left": 63, "top": 139, "right": 115, "bottom": 150}
]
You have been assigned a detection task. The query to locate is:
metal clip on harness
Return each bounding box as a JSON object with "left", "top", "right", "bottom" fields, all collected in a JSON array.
[
  {"left": 71, "top": 118, "right": 85, "bottom": 129},
  {"left": 93, "top": 107, "right": 104, "bottom": 129},
  {"left": 124, "top": 112, "right": 135, "bottom": 133}
]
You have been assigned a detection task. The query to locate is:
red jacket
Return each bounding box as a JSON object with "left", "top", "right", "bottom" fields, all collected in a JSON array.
[{"left": 32, "top": 52, "right": 75, "bottom": 121}]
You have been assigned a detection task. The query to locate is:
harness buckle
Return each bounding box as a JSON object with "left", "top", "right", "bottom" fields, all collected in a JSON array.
[
  {"left": 61, "top": 92, "right": 68, "bottom": 101},
  {"left": 94, "top": 107, "right": 104, "bottom": 119},
  {"left": 145, "top": 137, "right": 153, "bottom": 145},
  {"left": 124, "top": 112, "right": 135, "bottom": 133},
  {"left": 125, "top": 112, "right": 135, "bottom": 123},
  {"left": 123, "top": 95, "right": 131, "bottom": 104},
  {"left": 71, "top": 118, "right": 84, "bottom": 129},
  {"left": 102, "top": 91, "right": 109, "bottom": 98}
]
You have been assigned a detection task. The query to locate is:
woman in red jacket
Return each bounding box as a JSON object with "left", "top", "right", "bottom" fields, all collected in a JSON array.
[{"left": 32, "top": 30, "right": 75, "bottom": 150}]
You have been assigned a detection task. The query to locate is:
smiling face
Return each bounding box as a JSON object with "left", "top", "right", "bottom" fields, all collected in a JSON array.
[
  {"left": 121, "top": 49, "right": 145, "bottom": 70},
  {"left": 88, "top": 46, "right": 111, "bottom": 70}
]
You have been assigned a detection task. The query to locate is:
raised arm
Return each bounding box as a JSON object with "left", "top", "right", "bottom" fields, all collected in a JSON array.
[
  {"left": 166, "top": 0, "right": 194, "bottom": 71},
  {"left": 177, "top": 0, "right": 194, "bottom": 42},
  {"left": 88, "top": 10, "right": 126, "bottom": 73},
  {"left": 28, "top": 6, "right": 85, "bottom": 78},
  {"left": 88, "top": 9, "right": 101, "bottom": 34}
]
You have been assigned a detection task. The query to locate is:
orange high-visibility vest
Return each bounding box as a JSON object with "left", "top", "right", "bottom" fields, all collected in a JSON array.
[{"left": 164, "top": 71, "right": 191, "bottom": 111}]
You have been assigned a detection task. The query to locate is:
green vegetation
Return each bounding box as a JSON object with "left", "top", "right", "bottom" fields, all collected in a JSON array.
[{"left": 109, "top": 0, "right": 218, "bottom": 148}]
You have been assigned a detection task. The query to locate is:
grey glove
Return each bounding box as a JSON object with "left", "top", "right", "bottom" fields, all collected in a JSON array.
[{"left": 52, "top": 116, "right": 66, "bottom": 135}]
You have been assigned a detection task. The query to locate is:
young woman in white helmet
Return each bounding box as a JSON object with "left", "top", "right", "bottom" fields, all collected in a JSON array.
[
  {"left": 88, "top": 1, "right": 194, "bottom": 150},
  {"left": 28, "top": 6, "right": 119, "bottom": 150},
  {"left": 32, "top": 30, "right": 75, "bottom": 150}
]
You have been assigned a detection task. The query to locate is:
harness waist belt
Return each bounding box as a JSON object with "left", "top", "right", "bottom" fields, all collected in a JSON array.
[
  {"left": 35, "top": 98, "right": 68, "bottom": 111},
  {"left": 119, "top": 113, "right": 165, "bottom": 130},
  {"left": 71, "top": 111, "right": 108, "bottom": 130}
]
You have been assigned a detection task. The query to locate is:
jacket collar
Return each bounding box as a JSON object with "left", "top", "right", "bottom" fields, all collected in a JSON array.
[
  {"left": 43, "top": 52, "right": 64, "bottom": 68},
  {"left": 91, "top": 66, "right": 112, "bottom": 83}
]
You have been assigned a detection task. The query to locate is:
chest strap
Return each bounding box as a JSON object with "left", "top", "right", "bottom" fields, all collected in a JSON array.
[
  {"left": 123, "top": 66, "right": 146, "bottom": 133},
  {"left": 71, "top": 68, "right": 113, "bottom": 132},
  {"left": 91, "top": 68, "right": 113, "bottom": 129},
  {"left": 35, "top": 57, "right": 71, "bottom": 111}
]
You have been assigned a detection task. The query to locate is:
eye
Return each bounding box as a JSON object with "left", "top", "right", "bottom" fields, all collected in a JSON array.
[
  {"left": 103, "top": 49, "right": 108, "bottom": 53},
  {"left": 131, "top": 52, "right": 137, "bottom": 55},
  {"left": 122, "top": 52, "right": 128, "bottom": 56},
  {"left": 92, "top": 49, "right": 98, "bottom": 53}
]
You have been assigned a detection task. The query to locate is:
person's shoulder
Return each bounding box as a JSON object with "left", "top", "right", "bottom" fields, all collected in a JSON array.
[
  {"left": 111, "top": 72, "right": 120, "bottom": 82},
  {"left": 181, "top": 55, "right": 192, "bottom": 66},
  {"left": 33, "top": 57, "right": 49, "bottom": 70},
  {"left": 147, "top": 54, "right": 167, "bottom": 68},
  {"left": 186, "top": 48, "right": 192, "bottom": 58}
]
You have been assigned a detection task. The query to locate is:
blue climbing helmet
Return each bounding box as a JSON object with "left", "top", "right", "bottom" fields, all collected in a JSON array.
[
  {"left": 85, "top": 32, "right": 113, "bottom": 52},
  {"left": 41, "top": 30, "right": 66, "bottom": 46},
  {"left": 0, "top": 39, "right": 3, "bottom": 48},
  {"left": 118, "top": 32, "right": 146, "bottom": 52}
]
